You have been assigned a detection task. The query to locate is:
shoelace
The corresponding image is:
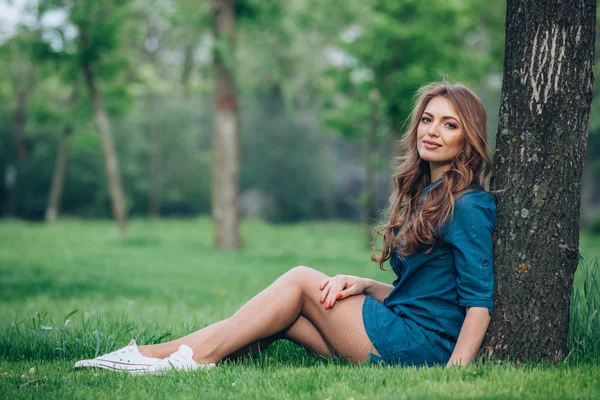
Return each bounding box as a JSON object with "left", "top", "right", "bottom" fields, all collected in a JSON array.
[
  {"left": 109, "top": 347, "right": 134, "bottom": 356},
  {"left": 157, "top": 349, "right": 190, "bottom": 368}
]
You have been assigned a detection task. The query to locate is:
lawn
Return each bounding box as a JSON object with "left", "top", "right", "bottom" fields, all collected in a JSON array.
[{"left": 0, "top": 218, "right": 599, "bottom": 399}]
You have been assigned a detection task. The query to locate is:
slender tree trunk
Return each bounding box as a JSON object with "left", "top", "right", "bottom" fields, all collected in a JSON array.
[
  {"left": 366, "top": 89, "right": 380, "bottom": 239},
  {"left": 148, "top": 95, "right": 162, "bottom": 217},
  {"left": 45, "top": 126, "right": 72, "bottom": 224},
  {"left": 211, "top": 0, "right": 241, "bottom": 250},
  {"left": 485, "top": 0, "right": 596, "bottom": 362},
  {"left": 14, "top": 67, "right": 35, "bottom": 164},
  {"left": 181, "top": 40, "right": 198, "bottom": 92},
  {"left": 82, "top": 65, "right": 128, "bottom": 233},
  {"left": 6, "top": 66, "right": 35, "bottom": 216}
]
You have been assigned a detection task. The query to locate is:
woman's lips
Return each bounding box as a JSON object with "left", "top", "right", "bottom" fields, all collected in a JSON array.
[{"left": 423, "top": 141, "right": 442, "bottom": 149}]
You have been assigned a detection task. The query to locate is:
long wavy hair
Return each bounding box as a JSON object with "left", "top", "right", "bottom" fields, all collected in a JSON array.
[{"left": 372, "top": 81, "right": 493, "bottom": 269}]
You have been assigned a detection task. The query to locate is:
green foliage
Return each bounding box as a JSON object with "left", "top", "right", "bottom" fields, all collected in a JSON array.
[
  {"left": 69, "top": 0, "right": 131, "bottom": 70},
  {"left": 322, "top": 0, "right": 503, "bottom": 138}
]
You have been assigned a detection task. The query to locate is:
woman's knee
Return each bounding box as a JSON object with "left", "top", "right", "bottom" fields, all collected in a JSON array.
[
  {"left": 280, "top": 266, "right": 325, "bottom": 287},
  {"left": 289, "top": 265, "right": 314, "bottom": 275}
]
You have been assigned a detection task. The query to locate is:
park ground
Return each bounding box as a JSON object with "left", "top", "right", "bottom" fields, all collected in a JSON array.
[{"left": 0, "top": 218, "right": 599, "bottom": 399}]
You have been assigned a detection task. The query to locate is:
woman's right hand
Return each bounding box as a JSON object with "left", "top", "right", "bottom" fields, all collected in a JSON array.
[{"left": 318, "top": 274, "right": 369, "bottom": 309}]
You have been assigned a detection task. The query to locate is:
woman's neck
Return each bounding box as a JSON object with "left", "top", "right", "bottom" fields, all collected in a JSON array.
[{"left": 429, "top": 162, "right": 451, "bottom": 182}]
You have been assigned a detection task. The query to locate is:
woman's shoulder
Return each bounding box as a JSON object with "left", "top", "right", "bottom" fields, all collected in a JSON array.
[
  {"left": 457, "top": 187, "right": 495, "bottom": 200},
  {"left": 440, "top": 187, "right": 496, "bottom": 239},
  {"left": 456, "top": 185, "right": 496, "bottom": 208},
  {"left": 452, "top": 186, "right": 496, "bottom": 221}
]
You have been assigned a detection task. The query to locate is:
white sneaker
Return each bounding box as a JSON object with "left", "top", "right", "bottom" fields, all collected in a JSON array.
[
  {"left": 73, "top": 339, "right": 160, "bottom": 373},
  {"left": 150, "top": 344, "right": 216, "bottom": 373}
]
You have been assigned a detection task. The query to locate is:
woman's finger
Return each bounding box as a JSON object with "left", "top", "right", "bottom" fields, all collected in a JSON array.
[
  {"left": 324, "top": 281, "right": 338, "bottom": 308},
  {"left": 319, "top": 278, "right": 330, "bottom": 290},
  {"left": 336, "top": 286, "right": 358, "bottom": 301},
  {"left": 325, "top": 279, "right": 346, "bottom": 309},
  {"left": 320, "top": 282, "right": 332, "bottom": 303},
  {"left": 329, "top": 282, "right": 360, "bottom": 306}
]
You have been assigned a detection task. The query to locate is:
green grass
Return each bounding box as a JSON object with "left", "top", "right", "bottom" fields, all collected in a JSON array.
[{"left": 0, "top": 218, "right": 599, "bottom": 399}]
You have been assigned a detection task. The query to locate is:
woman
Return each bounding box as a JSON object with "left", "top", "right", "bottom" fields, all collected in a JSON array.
[{"left": 74, "top": 81, "right": 496, "bottom": 373}]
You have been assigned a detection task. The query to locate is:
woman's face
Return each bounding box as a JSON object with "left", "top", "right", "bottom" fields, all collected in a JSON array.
[{"left": 416, "top": 96, "right": 465, "bottom": 167}]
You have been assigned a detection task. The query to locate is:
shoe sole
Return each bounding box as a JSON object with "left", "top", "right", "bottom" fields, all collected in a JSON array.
[{"left": 74, "top": 359, "right": 154, "bottom": 373}]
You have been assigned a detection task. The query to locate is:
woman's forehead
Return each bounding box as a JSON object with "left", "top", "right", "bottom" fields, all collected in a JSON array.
[{"left": 424, "top": 96, "right": 459, "bottom": 119}]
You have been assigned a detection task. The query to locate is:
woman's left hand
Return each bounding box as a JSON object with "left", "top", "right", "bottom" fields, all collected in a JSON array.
[{"left": 318, "top": 274, "right": 368, "bottom": 309}]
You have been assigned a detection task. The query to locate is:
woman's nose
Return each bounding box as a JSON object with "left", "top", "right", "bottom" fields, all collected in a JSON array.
[{"left": 427, "top": 125, "right": 440, "bottom": 136}]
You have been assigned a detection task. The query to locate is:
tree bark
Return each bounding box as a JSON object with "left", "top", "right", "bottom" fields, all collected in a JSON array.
[
  {"left": 45, "top": 126, "right": 72, "bottom": 224},
  {"left": 211, "top": 0, "right": 241, "bottom": 250},
  {"left": 82, "top": 65, "right": 128, "bottom": 233},
  {"left": 485, "top": 0, "right": 596, "bottom": 362}
]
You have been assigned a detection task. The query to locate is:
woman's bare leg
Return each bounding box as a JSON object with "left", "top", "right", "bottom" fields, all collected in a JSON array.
[
  {"left": 226, "top": 315, "right": 335, "bottom": 360},
  {"left": 139, "top": 315, "right": 334, "bottom": 359},
  {"left": 138, "top": 320, "right": 227, "bottom": 358},
  {"left": 191, "top": 266, "right": 378, "bottom": 364}
]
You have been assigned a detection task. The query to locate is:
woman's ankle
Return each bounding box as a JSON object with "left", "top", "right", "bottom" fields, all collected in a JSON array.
[{"left": 138, "top": 345, "right": 162, "bottom": 359}]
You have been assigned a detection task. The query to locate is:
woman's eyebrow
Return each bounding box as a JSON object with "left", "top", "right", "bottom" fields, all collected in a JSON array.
[{"left": 422, "top": 111, "right": 460, "bottom": 122}]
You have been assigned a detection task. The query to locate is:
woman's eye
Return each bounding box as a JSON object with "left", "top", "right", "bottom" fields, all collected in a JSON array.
[
  {"left": 446, "top": 123, "right": 457, "bottom": 129},
  {"left": 421, "top": 117, "right": 431, "bottom": 123}
]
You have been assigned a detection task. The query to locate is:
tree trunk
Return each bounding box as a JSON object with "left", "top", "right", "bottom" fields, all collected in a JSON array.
[
  {"left": 366, "top": 89, "right": 380, "bottom": 235},
  {"left": 6, "top": 66, "right": 35, "bottom": 216},
  {"left": 45, "top": 126, "right": 72, "bottom": 224},
  {"left": 14, "top": 67, "right": 35, "bottom": 164},
  {"left": 148, "top": 95, "right": 162, "bottom": 217},
  {"left": 211, "top": 0, "right": 241, "bottom": 250},
  {"left": 181, "top": 41, "right": 197, "bottom": 92},
  {"left": 82, "top": 65, "right": 128, "bottom": 233},
  {"left": 485, "top": 0, "right": 596, "bottom": 362}
]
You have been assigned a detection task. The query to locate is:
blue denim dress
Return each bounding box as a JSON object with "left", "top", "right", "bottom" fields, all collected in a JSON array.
[{"left": 362, "top": 178, "right": 497, "bottom": 366}]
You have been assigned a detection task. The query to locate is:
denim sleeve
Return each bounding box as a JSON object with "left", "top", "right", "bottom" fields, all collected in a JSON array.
[
  {"left": 389, "top": 251, "right": 402, "bottom": 287},
  {"left": 443, "top": 191, "right": 496, "bottom": 316}
]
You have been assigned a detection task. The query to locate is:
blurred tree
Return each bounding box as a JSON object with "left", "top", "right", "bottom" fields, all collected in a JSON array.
[
  {"left": 0, "top": 32, "right": 38, "bottom": 216},
  {"left": 71, "top": 0, "right": 132, "bottom": 233},
  {"left": 212, "top": 0, "right": 241, "bottom": 249},
  {"left": 171, "top": 0, "right": 211, "bottom": 92},
  {"left": 44, "top": 83, "right": 78, "bottom": 224},
  {"left": 45, "top": 125, "right": 71, "bottom": 223},
  {"left": 486, "top": 0, "right": 596, "bottom": 362}
]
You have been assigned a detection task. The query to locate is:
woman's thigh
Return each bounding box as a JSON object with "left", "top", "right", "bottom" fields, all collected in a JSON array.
[{"left": 279, "top": 266, "right": 377, "bottom": 363}]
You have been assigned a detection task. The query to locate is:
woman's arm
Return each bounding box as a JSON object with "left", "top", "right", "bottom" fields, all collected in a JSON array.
[
  {"left": 446, "top": 307, "right": 491, "bottom": 366},
  {"left": 363, "top": 279, "right": 394, "bottom": 303}
]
